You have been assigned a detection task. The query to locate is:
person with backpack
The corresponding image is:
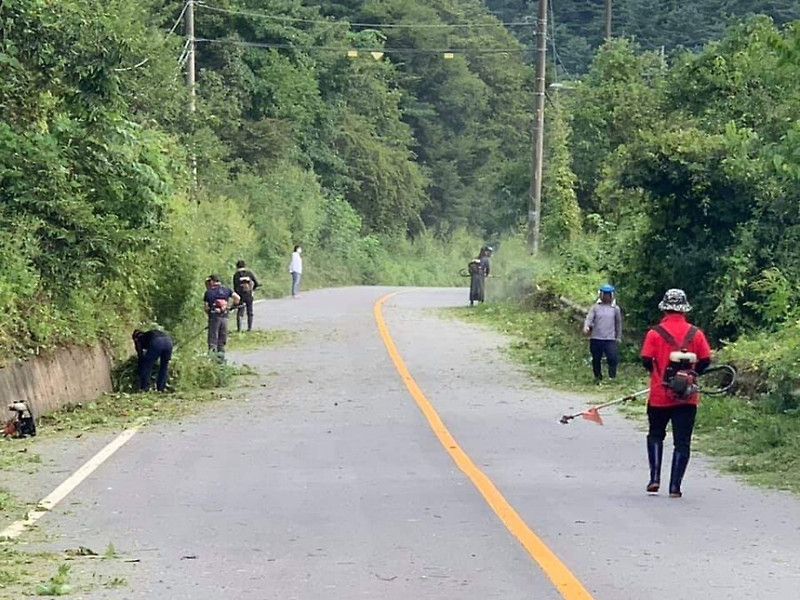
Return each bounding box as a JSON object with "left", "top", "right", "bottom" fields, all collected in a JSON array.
[
  {"left": 233, "top": 260, "right": 259, "bottom": 332},
  {"left": 132, "top": 329, "right": 174, "bottom": 392},
  {"left": 583, "top": 284, "right": 622, "bottom": 383},
  {"left": 468, "top": 246, "right": 492, "bottom": 307},
  {"left": 203, "top": 274, "right": 240, "bottom": 358},
  {"left": 640, "top": 288, "right": 711, "bottom": 498}
]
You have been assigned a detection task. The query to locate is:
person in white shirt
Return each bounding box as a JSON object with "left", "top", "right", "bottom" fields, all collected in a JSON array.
[{"left": 289, "top": 245, "right": 303, "bottom": 297}]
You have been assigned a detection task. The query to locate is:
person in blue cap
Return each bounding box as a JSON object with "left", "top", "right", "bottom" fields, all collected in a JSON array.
[{"left": 583, "top": 284, "right": 622, "bottom": 383}]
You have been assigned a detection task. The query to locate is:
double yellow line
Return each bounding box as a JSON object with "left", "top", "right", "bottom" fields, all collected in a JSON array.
[{"left": 374, "top": 293, "right": 594, "bottom": 600}]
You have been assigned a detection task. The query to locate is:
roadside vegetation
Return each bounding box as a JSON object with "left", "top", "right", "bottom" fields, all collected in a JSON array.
[
  {"left": 435, "top": 12, "right": 800, "bottom": 495},
  {"left": 1, "top": 543, "right": 139, "bottom": 597},
  {"left": 3, "top": 0, "right": 800, "bottom": 548},
  {"left": 459, "top": 234, "right": 800, "bottom": 493}
]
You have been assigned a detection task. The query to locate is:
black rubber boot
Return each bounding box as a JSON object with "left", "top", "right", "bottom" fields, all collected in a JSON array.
[
  {"left": 647, "top": 440, "right": 663, "bottom": 493},
  {"left": 247, "top": 313, "right": 254, "bottom": 331},
  {"left": 669, "top": 451, "right": 690, "bottom": 498}
]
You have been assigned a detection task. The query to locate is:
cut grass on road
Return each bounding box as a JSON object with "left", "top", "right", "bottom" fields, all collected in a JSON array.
[
  {"left": 452, "top": 302, "right": 800, "bottom": 494},
  {"left": 227, "top": 329, "right": 294, "bottom": 352},
  {"left": 0, "top": 327, "right": 294, "bottom": 595}
]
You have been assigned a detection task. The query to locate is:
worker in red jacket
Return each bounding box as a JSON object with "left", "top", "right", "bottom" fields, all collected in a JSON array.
[{"left": 640, "top": 289, "right": 711, "bottom": 498}]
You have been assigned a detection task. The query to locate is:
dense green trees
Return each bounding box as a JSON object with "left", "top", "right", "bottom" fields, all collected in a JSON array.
[
  {"left": 485, "top": 0, "right": 800, "bottom": 75},
  {"left": 0, "top": 0, "right": 187, "bottom": 355},
  {"left": 1, "top": 0, "right": 532, "bottom": 361},
  {"left": 559, "top": 18, "right": 800, "bottom": 347},
  {"left": 6, "top": 0, "right": 800, "bottom": 393}
]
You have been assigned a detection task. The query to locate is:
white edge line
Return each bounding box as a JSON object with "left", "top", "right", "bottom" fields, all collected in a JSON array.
[{"left": 1, "top": 423, "right": 144, "bottom": 541}]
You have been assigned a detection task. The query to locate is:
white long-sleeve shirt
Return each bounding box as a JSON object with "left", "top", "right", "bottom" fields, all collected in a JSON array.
[{"left": 289, "top": 252, "right": 303, "bottom": 274}]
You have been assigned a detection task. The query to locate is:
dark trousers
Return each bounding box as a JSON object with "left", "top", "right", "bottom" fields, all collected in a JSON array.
[
  {"left": 208, "top": 314, "right": 229, "bottom": 353},
  {"left": 469, "top": 274, "right": 485, "bottom": 304},
  {"left": 590, "top": 339, "right": 618, "bottom": 379},
  {"left": 138, "top": 336, "right": 173, "bottom": 392},
  {"left": 647, "top": 404, "right": 697, "bottom": 456},
  {"left": 237, "top": 292, "right": 254, "bottom": 331}
]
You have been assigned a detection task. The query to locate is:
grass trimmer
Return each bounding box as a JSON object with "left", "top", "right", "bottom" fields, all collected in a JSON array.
[
  {"left": 559, "top": 365, "right": 738, "bottom": 426},
  {"left": 559, "top": 388, "right": 649, "bottom": 426}
]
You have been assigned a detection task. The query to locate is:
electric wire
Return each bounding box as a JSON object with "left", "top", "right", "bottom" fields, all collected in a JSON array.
[
  {"left": 195, "top": 38, "right": 528, "bottom": 55},
  {"left": 196, "top": 2, "right": 546, "bottom": 29},
  {"left": 178, "top": 38, "right": 192, "bottom": 66},
  {"left": 167, "top": 0, "right": 191, "bottom": 35},
  {"left": 547, "top": 0, "right": 571, "bottom": 78},
  {"left": 112, "top": 58, "right": 151, "bottom": 72}
]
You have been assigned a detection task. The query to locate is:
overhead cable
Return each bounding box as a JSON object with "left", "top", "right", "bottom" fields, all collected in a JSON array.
[
  {"left": 167, "top": 0, "right": 192, "bottom": 35},
  {"left": 196, "top": 2, "right": 546, "bottom": 29},
  {"left": 195, "top": 38, "right": 528, "bottom": 54}
]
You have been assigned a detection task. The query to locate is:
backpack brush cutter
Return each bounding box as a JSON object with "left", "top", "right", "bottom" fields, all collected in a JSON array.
[{"left": 559, "top": 364, "right": 737, "bottom": 426}]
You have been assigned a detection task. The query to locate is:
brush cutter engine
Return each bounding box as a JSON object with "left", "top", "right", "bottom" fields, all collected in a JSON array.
[{"left": 663, "top": 350, "right": 698, "bottom": 399}]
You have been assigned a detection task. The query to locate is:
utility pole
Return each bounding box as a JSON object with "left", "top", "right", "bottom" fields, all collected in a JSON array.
[
  {"left": 604, "top": 0, "right": 612, "bottom": 42},
  {"left": 185, "top": 0, "right": 196, "bottom": 112},
  {"left": 185, "top": 0, "right": 197, "bottom": 186},
  {"left": 528, "top": 0, "right": 548, "bottom": 255}
]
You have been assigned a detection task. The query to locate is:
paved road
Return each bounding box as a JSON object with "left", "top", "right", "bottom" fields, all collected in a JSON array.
[{"left": 10, "top": 287, "right": 800, "bottom": 599}]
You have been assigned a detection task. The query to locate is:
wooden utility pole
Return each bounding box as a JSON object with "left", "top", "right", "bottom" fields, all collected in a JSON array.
[
  {"left": 185, "top": 0, "right": 196, "bottom": 112},
  {"left": 604, "top": 0, "right": 612, "bottom": 42},
  {"left": 185, "top": 0, "right": 197, "bottom": 185},
  {"left": 528, "top": 0, "right": 548, "bottom": 255}
]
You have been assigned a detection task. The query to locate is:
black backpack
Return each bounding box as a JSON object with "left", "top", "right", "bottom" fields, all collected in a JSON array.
[{"left": 236, "top": 270, "right": 254, "bottom": 293}]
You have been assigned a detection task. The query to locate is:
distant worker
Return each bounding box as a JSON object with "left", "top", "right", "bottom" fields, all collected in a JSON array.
[
  {"left": 583, "top": 284, "right": 622, "bottom": 383},
  {"left": 132, "top": 329, "right": 174, "bottom": 392},
  {"left": 203, "top": 274, "right": 240, "bottom": 358},
  {"left": 468, "top": 246, "right": 492, "bottom": 307},
  {"left": 289, "top": 245, "right": 303, "bottom": 298},
  {"left": 233, "top": 260, "right": 259, "bottom": 332},
  {"left": 641, "top": 288, "right": 711, "bottom": 498}
]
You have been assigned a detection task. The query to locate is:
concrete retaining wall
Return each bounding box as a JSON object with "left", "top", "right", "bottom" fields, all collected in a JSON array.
[{"left": 0, "top": 346, "right": 112, "bottom": 418}]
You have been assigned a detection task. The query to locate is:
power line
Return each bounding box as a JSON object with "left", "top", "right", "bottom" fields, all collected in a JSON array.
[
  {"left": 548, "top": 0, "right": 571, "bottom": 79},
  {"left": 196, "top": 2, "right": 546, "bottom": 30},
  {"left": 196, "top": 38, "right": 529, "bottom": 55},
  {"left": 167, "top": 0, "right": 191, "bottom": 35}
]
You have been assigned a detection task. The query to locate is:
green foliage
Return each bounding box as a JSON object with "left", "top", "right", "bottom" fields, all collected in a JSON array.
[
  {"left": 335, "top": 0, "right": 533, "bottom": 234},
  {"left": 564, "top": 39, "right": 667, "bottom": 215},
  {"left": 35, "top": 564, "right": 72, "bottom": 596},
  {"left": 542, "top": 102, "right": 581, "bottom": 248},
  {"left": 0, "top": 488, "right": 14, "bottom": 512},
  {"left": 486, "top": 0, "right": 800, "bottom": 75},
  {"left": 717, "top": 322, "right": 800, "bottom": 414},
  {"left": 226, "top": 330, "right": 294, "bottom": 352},
  {"left": 1, "top": 0, "right": 539, "bottom": 371},
  {"left": 600, "top": 126, "right": 761, "bottom": 335}
]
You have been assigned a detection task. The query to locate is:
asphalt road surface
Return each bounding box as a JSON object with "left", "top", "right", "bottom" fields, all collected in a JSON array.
[{"left": 9, "top": 287, "right": 800, "bottom": 599}]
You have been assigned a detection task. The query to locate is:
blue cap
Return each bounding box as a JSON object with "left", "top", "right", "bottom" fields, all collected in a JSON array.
[{"left": 599, "top": 284, "right": 615, "bottom": 293}]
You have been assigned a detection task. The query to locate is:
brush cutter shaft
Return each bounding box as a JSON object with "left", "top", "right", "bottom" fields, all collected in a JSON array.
[
  {"left": 592, "top": 388, "right": 650, "bottom": 410},
  {"left": 558, "top": 363, "right": 736, "bottom": 425},
  {"left": 559, "top": 388, "right": 649, "bottom": 424}
]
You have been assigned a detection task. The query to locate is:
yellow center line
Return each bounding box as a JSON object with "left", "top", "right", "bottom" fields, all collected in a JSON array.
[{"left": 374, "top": 293, "right": 594, "bottom": 600}]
